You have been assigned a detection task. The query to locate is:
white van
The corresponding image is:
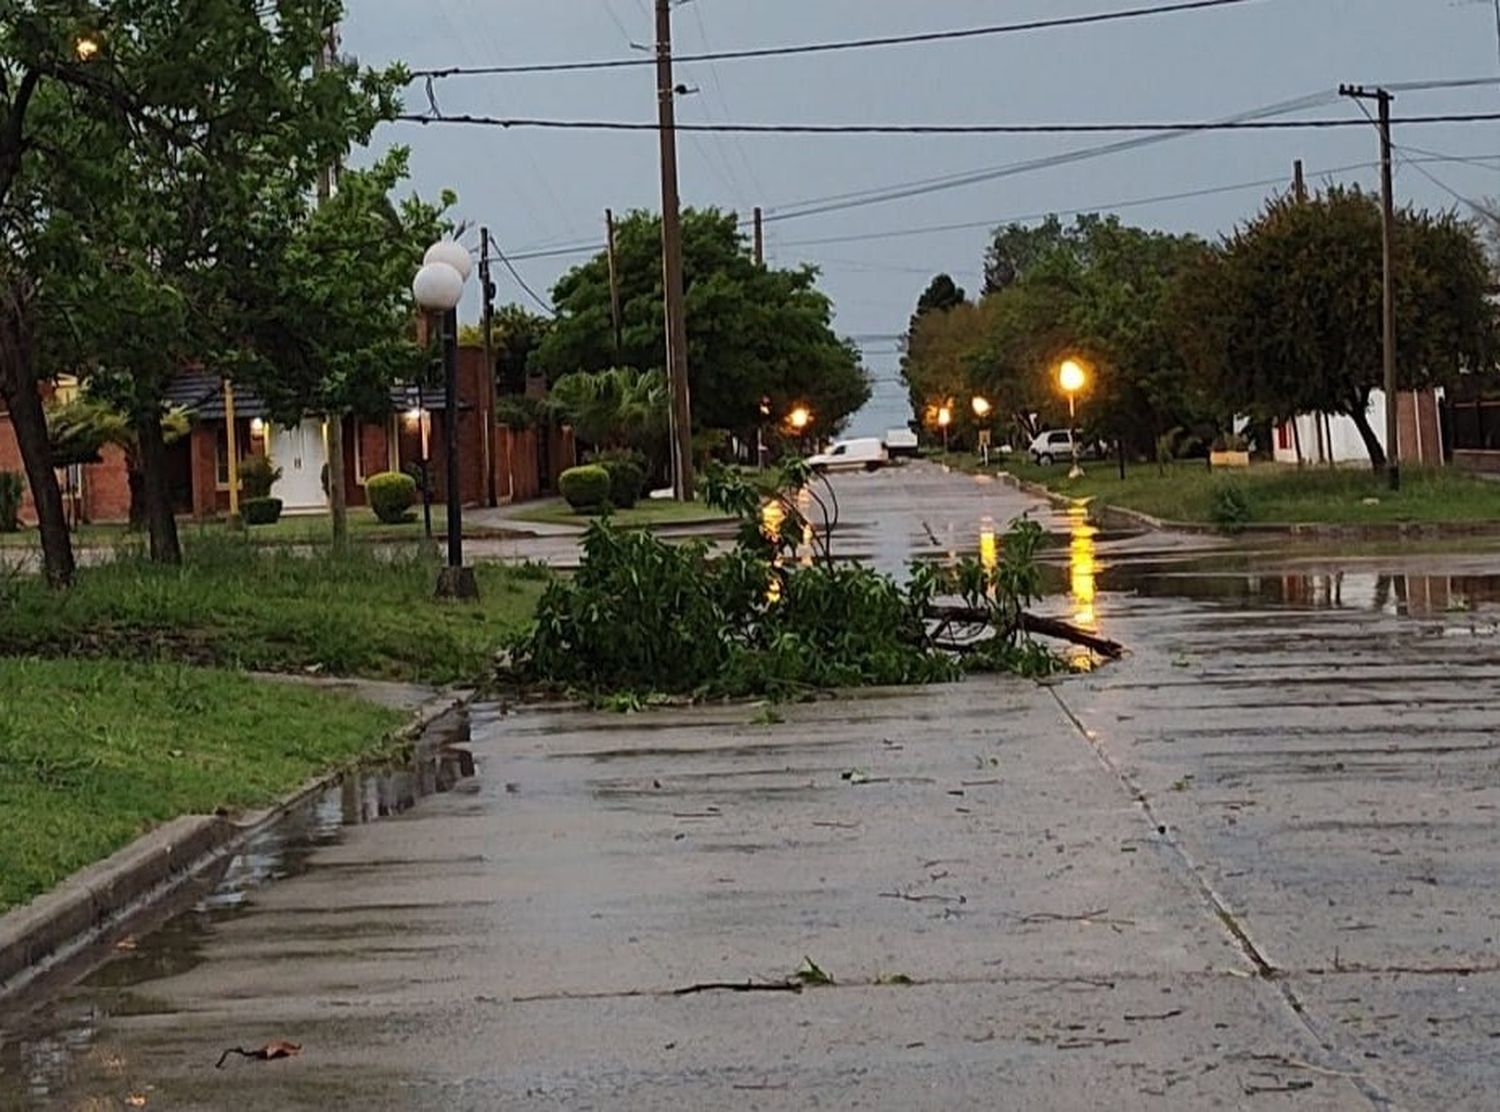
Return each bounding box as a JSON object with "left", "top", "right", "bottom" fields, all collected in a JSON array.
[{"left": 807, "top": 437, "right": 889, "bottom": 473}]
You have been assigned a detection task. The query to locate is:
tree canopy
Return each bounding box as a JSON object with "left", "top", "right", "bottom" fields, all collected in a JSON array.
[
  {"left": 534, "top": 208, "right": 870, "bottom": 439},
  {"left": 904, "top": 214, "right": 1213, "bottom": 453},
  {"left": 1166, "top": 187, "right": 1498, "bottom": 467}
]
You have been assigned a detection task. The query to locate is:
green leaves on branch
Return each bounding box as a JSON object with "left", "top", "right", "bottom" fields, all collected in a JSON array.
[{"left": 509, "top": 462, "right": 1061, "bottom": 700}]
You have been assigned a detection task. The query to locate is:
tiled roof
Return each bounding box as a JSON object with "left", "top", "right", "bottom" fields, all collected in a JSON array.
[{"left": 167, "top": 373, "right": 465, "bottom": 421}]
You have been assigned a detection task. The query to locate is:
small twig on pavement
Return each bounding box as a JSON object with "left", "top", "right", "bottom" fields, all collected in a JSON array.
[
  {"left": 673, "top": 981, "right": 804, "bottom": 996},
  {"left": 880, "top": 891, "right": 967, "bottom": 905},
  {"left": 1123, "top": 1009, "right": 1184, "bottom": 1022}
]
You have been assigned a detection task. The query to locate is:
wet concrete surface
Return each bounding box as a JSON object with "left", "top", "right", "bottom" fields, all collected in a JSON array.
[{"left": 4, "top": 463, "right": 1499, "bottom": 1109}]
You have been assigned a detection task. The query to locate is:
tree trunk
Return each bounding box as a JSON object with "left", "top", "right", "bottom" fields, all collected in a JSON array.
[
  {"left": 0, "top": 298, "right": 75, "bottom": 587},
  {"left": 127, "top": 467, "right": 145, "bottom": 529},
  {"left": 326, "top": 411, "right": 348, "bottom": 550},
  {"left": 1347, "top": 402, "right": 1387, "bottom": 472},
  {"left": 134, "top": 409, "right": 182, "bottom": 564}
]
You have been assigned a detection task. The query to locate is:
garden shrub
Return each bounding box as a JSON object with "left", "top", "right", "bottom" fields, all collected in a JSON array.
[
  {"left": 366, "top": 471, "right": 418, "bottom": 524},
  {"left": 596, "top": 452, "right": 646, "bottom": 509},
  {"left": 1210, "top": 481, "right": 1252, "bottom": 531},
  {"left": 243, "top": 497, "right": 283, "bottom": 526},
  {"left": 239, "top": 454, "right": 281, "bottom": 499},
  {"left": 0, "top": 471, "right": 23, "bottom": 532},
  {"left": 559, "top": 465, "right": 611, "bottom": 512}
]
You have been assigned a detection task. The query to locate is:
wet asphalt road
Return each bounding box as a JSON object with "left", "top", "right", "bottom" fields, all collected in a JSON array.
[{"left": 4, "top": 463, "right": 1500, "bottom": 1109}]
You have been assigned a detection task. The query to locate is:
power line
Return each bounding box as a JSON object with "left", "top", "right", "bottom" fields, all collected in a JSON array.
[
  {"left": 411, "top": 0, "right": 1271, "bottom": 78},
  {"left": 485, "top": 241, "right": 557, "bottom": 316},
  {"left": 398, "top": 110, "right": 1500, "bottom": 136}
]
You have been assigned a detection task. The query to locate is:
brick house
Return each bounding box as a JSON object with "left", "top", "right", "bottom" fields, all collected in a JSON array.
[
  {"left": 0, "top": 375, "right": 132, "bottom": 526},
  {"left": 0, "top": 350, "right": 573, "bottom": 524}
]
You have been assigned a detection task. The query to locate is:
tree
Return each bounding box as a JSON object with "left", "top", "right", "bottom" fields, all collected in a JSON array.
[
  {"left": 535, "top": 208, "right": 870, "bottom": 443},
  {"left": 983, "top": 216, "right": 1074, "bottom": 295},
  {"left": 1167, "top": 188, "right": 1498, "bottom": 469},
  {"left": 461, "top": 304, "right": 552, "bottom": 394},
  {"left": 549, "top": 367, "right": 669, "bottom": 460},
  {"left": 46, "top": 396, "right": 189, "bottom": 527},
  {"left": 5, "top": 1, "right": 406, "bottom": 568},
  {"left": 227, "top": 150, "right": 448, "bottom": 447}
]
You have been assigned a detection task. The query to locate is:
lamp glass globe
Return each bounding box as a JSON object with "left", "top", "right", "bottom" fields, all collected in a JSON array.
[
  {"left": 423, "top": 240, "right": 473, "bottom": 282},
  {"left": 412, "top": 262, "right": 465, "bottom": 312}
]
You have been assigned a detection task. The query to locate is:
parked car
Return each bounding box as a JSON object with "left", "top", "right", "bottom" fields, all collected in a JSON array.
[
  {"left": 1028, "top": 429, "right": 1106, "bottom": 466},
  {"left": 807, "top": 437, "right": 889, "bottom": 473},
  {"left": 883, "top": 428, "right": 920, "bottom": 459}
]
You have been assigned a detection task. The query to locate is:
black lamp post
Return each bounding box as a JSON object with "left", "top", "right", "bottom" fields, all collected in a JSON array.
[{"left": 413, "top": 241, "right": 479, "bottom": 600}]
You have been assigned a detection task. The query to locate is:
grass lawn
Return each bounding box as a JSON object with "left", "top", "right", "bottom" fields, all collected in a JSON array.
[
  {"left": 510, "top": 498, "right": 732, "bottom": 529},
  {"left": 990, "top": 457, "right": 1500, "bottom": 526},
  {"left": 0, "top": 657, "right": 403, "bottom": 912},
  {"left": 0, "top": 542, "right": 548, "bottom": 684},
  {"left": 0, "top": 507, "right": 520, "bottom": 550}
]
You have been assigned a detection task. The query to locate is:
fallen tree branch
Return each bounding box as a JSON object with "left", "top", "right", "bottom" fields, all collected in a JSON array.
[
  {"left": 924, "top": 606, "right": 1124, "bottom": 659},
  {"left": 673, "top": 981, "right": 805, "bottom": 996}
]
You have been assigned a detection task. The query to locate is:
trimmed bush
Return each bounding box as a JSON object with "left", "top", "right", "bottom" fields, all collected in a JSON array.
[
  {"left": 367, "top": 471, "right": 419, "bottom": 525},
  {"left": 239, "top": 453, "right": 281, "bottom": 499},
  {"left": 1209, "top": 482, "right": 1252, "bottom": 532},
  {"left": 0, "top": 471, "right": 23, "bottom": 532},
  {"left": 402, "top": 461, "right": 429, "bottom": 493},
  {"left": 559, "top": 465, "right": 611, "bottom": 512},
  {"left": 598, "top": 456, "right": 646, "bottom": 509},
  {"left": 243, "top": 497, "right": 283, "bottom": 526}
]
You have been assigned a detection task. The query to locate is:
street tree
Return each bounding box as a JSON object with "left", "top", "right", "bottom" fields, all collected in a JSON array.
[
  {"left": 461, "top": 304, "right": 553, "bottom": 394},
  {"left": 1168, "top": 188, "right": 1498, "bottom": 468},
  {"left": 4, "top": 1, "right": 406, "bottom": 568},
  {"left": 534, "top": 208, "right": 870, "bottom": 442}
]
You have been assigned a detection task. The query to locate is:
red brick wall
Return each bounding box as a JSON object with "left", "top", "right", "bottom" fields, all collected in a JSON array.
[
  {"left": 190, "top": 424, "right": 217, "bottom": 519},
  {"left": 86, "top": 444, "right": 132, "bottom": 522},
  {"left": 1395, "top": 391, "right": 1444, "bottom": 468}
]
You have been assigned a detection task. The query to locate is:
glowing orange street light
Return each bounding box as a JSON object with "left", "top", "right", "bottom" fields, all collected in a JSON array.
[
  {"left": 1058, "top": 358, "right": 1089, "bottom": 479},
  {"left": 788, "top": 406, "right": 812, "bottom": 432},
  {"left": 937, "top": 404, "right": 953, "bottom": 454},
  {"left": 74, "top": 36, "right": 101, "bottom": 60},
  {"left": 971, "top": 396, "right": 992, "bottom": 419}
]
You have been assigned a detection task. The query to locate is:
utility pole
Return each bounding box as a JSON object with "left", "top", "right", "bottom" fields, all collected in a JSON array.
[
  {"left": 479, "top": 226, "right": 498, "bottom": 506},
  {"left": 1340, "top": 83, "right": 1401, "bottom": 491},
  {"left": 1292, "top": 158, "right": 1307, "bottom": 203},
  {"left": 605, "top": 208, "right": 624, "bottom": 359},
  {"left": 656, "top": 0, "right": 695, "bottom": 501},
  {"left": 317, "top": 22, "right": 350, "bottom": 545},
  {"left": 753, "top": 206, "right": 764, "bottom": 267}
]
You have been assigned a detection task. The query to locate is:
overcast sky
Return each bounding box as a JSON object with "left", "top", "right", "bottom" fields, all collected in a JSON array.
[{"left": 343, "top": 0, "right": 1500, "bottom": 434}]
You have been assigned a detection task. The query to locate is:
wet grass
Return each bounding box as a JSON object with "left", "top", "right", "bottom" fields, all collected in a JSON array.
[
  {"left": 509, "top": 498, "right": 732, "bottom": 529},
  {"left": 0, "top": 657, "right": 403, "bottom": 912},
  {"left": 0, "top": 541, "right": 549, "bottom": 684},
  {"left": 991, "top": 458, "right": 1500, "bottom": 526}
]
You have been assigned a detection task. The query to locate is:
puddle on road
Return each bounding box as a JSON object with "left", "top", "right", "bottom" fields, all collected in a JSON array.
[{"left": 0, "top": 712, "right": 477, "bottom": 1104}]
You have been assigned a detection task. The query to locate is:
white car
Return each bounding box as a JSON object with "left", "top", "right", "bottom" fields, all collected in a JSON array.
[
  {"left": 1029, "top": 429, "right": 1109, "bottom": 465},
  {"left": 808, "top": 437, "right": 889, "bottom": 473}
]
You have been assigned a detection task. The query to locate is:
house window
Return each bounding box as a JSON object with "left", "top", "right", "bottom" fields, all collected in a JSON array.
[{"left": 352, "top": 421, "right": 368, "bottom": 484}]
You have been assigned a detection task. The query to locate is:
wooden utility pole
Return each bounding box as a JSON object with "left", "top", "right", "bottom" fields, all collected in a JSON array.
[
  {"left": 1340, "top": 84, "right": 1400, "bottom": 491},
  {"left": 1292, "top": 158, "right": 1307, "bottom": 203},
  {"left": 753, "top": 206, "right": 764, "bottom": 266},
  {"left": 479, "top": 226, "right": 498, "bottom": 506},
  {"left": 318, "top": 23, "right": 350, "bottom": 544},
  {"left": 656, "top": 0, "right": 695, "bottom": 500},
  {"left": 605, "top": 208, "right": 624, "bottom": 358}
]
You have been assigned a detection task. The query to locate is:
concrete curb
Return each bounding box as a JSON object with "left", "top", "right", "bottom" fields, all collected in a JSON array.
[
  {"left": 995, "top": 471, "right": 1500, "bottom": 541},
  {"left": 0, "top": 687, "right": 470, "bottom": 1002}
]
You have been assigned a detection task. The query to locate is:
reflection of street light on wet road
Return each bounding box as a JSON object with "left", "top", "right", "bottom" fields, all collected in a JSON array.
[
  {"left": 1067, "top": 505, "right": 1098, "bottom": 633},
  {"left": 1058, "top": 358, "right": 1088, "bottom": 479}
]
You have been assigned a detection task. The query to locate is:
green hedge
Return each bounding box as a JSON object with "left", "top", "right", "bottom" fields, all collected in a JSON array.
[
  {"left": 559, "top": 465, "right": 611, "bottom": 512},
  {"left": 366, "top": 471, "right": 418, "bottom": 524},
  {"left": 243, "top": 497, "right": 283, "bottom": 526}
]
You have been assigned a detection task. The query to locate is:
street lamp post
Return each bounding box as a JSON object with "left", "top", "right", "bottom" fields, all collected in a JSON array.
[
  {"left": 406, "top": 389, "right": 433, "bottom": 541},
  {"left": 937, "top": 405, "right": 953, "bottom": 456},
  {"left": 413, "top": 240, "right": 478, "bottom": 600},
  {"left": 971, "top": 396, "right": 993, "bottom": 466},
  {"left": 1059, "top": 359, "right": 1088, "bottom": 480}
]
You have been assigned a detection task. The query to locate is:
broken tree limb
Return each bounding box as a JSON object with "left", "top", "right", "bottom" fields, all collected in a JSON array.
[{"left": 923, "top": 605, "right": 1124, "bottom": 659}]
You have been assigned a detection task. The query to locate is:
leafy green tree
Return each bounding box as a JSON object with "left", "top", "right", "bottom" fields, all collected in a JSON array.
[
  {"left": 461, "top": 304, "right": 553, "bottom": 394},
  {"left": 5, "top": 1, "right": 407, "bottom": 568},
  {"left": 46, "top": 396, "right": 188, "bottom": 527},
  {"left": 1168, "top": 187, "right": 1498, "bottom": 468},
  {"left": 549, "top": 367, "right": 669, "bottom": 458},
  {"left": 983, "top": 216, "right": 1075, "bottom": 295},
  {"left": 535, "top": 208, "right": 870, "bottom": 442}
]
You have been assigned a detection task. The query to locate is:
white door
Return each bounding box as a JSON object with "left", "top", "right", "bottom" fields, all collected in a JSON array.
[{"left": 269, "top": 418, "right": 328, "bottom": 511}]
